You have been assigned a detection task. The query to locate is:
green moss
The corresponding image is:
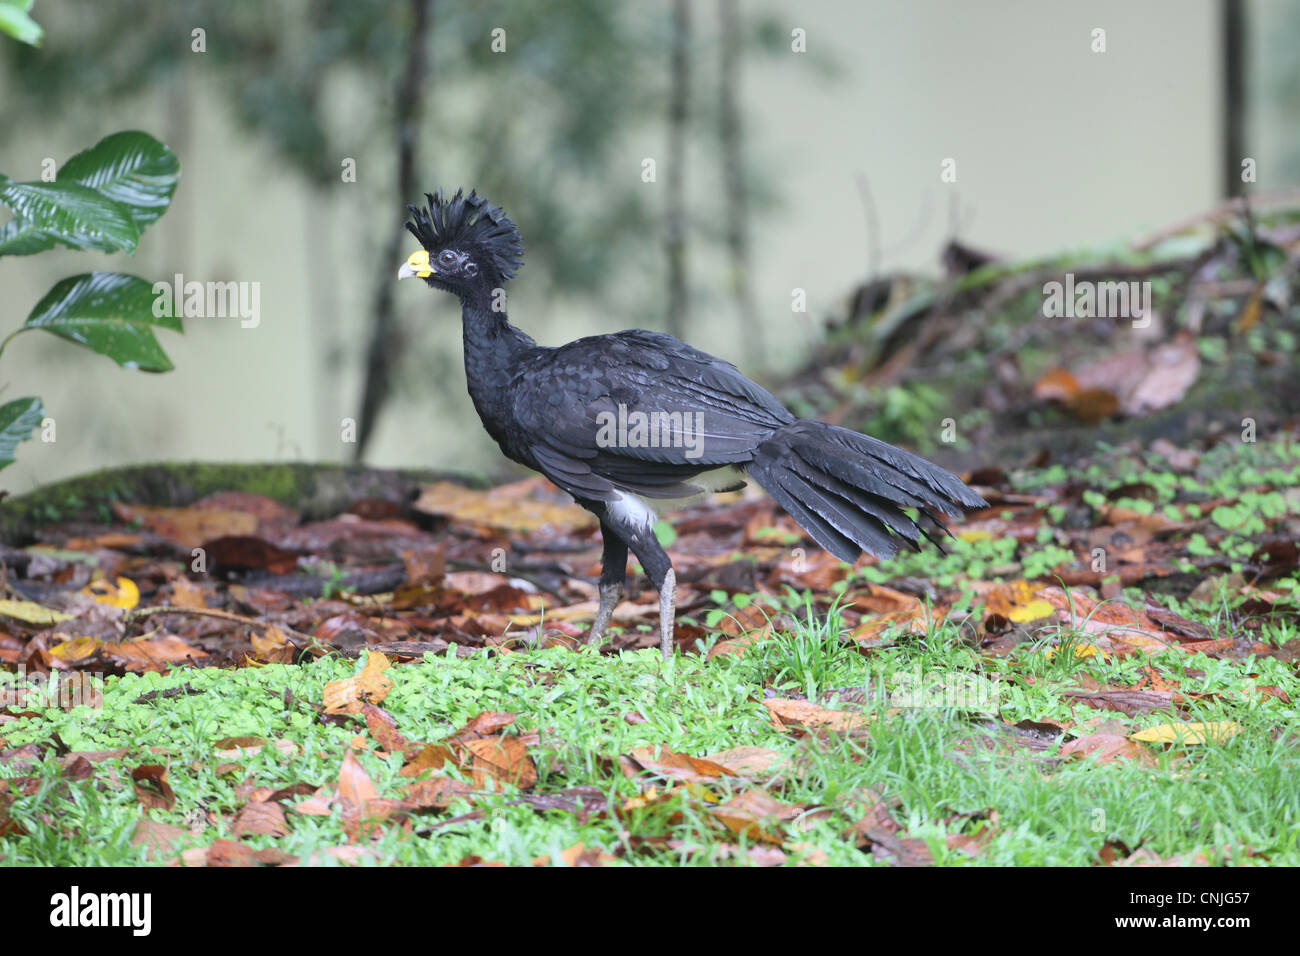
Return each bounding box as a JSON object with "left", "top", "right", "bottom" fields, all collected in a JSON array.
[{"left": 0, "top": 461, "right": 487, "bottom": 544}]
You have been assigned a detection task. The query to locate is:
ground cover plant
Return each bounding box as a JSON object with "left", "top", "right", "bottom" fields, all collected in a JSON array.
[{"left": 1, "top": 430, "right": 1296, "bottom": 866}]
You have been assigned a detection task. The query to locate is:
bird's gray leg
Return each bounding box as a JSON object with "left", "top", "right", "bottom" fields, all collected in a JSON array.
[
  {"left": 625, "top": 528, "right": 677, "bottom": 660},
  {"left": 599, "top": 513, "right": 677, "bottom": 659},
  {"left": 657, "top": 567, "right": 676, "bottom": 660},
  {"left": 587, "top": 521, "right": 628, "bottom": 649},
  {"left": 588, "top": 581, "right": 623, "bottom": 648}
]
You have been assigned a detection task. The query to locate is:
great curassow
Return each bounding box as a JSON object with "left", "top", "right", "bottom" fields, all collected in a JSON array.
[{"left": 398, "top": 189, "right": 987, "bottom": 658}]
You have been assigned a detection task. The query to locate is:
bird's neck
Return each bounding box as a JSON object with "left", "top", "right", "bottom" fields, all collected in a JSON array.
[{"left": 458, "top": 291, "right": 536, "bottom": 437}]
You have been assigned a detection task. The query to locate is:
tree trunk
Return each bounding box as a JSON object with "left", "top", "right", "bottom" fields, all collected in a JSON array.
[
  {"left": 354, "top": 0, "right": 432, "bottom": 460},
  {"left": 718, "top": 0, "right": 763, "bottom": 368},
  {"left": 665, "top": 0, "right": 691, "bottom": 339},
  {"left": 1221, "top": 0, "right": 1246, "bottom": 199}
]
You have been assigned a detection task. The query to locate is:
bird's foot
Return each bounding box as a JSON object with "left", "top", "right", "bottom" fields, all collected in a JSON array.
[
  {"left": 658, "top": 568, "right": 676, "bottom": 660},
  {"left": 587, "top": 580, "right": 623, "bottom": 649}
]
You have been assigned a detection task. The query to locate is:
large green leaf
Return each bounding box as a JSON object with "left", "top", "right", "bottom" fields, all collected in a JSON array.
[
  {"left": 0, "top": 0, "right": 42, "bottom": 47},
  {"left": 24, "top": 272, "right": 182, "bottom": 371},
  {"left": 0, "top": 131, "right": 179, "bottom": 255},
  {"left": 0, "top": 176, "right": 139, "bottom": 253},
  {"left": 0, "top": 397, "right": 44, "bottom": 471},
  {"left": 59, "top": 131, "right": 181, "bottom": 229},
  {"left": 0, "top": 216, "right": 55, "bottom": 255}
]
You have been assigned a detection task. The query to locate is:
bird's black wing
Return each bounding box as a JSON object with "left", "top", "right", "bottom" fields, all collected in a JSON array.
[{"left": 510, "top": 329, "right": 794, "bottom": 502}]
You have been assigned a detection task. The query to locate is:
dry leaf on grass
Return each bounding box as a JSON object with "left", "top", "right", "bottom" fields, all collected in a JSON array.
[
  {"left": 360, "top": 703, "right": 411, "bottom": 754},
  {"left": 132, "top": 818, "right": 191, "bottom": 863},
  {"left": 294, "top": 750, "right": 402, "bottom": 842},
  {"left": 1038, "top": 587, "right": 1184, "bottom": 654},
  {"left": 764, "top": 698, "right": 869, "bottom": 733},
  {"left": 709, "top": 788, "right": 800, "bottom": 844},
  {"left": 1059, "top": 686, "right": 1175, "bottom": 716},
  {"left": 982, "top": 580, "right": 1056, "bottom": 623},
  {"left": 460, "top": 712, "right": 519, "bottom": 735},
  {"left": 1130, "top": 721, "right": 1241, "bottom": 745},
  {"left": 458, "top": 736, "right": 537, "bottom": 790},
  {"left": 620, "top": 746, "right": 736, "bottom": 783},
  {"left": 1059, "top": 733, "right": 1153, "bottom": 765},
  {"left": 399, "top": 744, "right": 456, "bottom": 778},
  {"left": 131, "top": 764, "right": 176, "bottom": 810},
  {"left": 322, "top": 652, "right": 393, "bottom": 715},
  {"left": 699, "top": 746, "right": 785, "bottom": 777},
  {"left": 706, "top": 626, "right": 770, "bottom": 660},
  {"left": 531, "top": 842, "right": 618, "bottom": 867},
  {"left": 213, "top": 736, "right": 266, "bottom": 759},
  {"left": 416, "top": 712, "right": 538, "bottom": 791},
  {"left": 232, "top": 801, "right": 290, "bottom": 838},
  {"left": 338, "top": 749, "right": 378, "bottom": 806},
  {"left": 402, "top": 776, "right": 477, "bottom": 810},
  {"left": 184, "top": 838, "right": 299, "bottom": 867}
]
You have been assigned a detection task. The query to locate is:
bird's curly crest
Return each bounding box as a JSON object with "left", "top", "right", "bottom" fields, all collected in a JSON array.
[{"left": 405, "top": 188, "right": 524, "bottom": 281}]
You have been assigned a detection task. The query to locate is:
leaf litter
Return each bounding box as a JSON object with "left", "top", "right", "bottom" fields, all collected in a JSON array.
[{"left": 0, "top": 432, "right": 1297, "bottom": 865}]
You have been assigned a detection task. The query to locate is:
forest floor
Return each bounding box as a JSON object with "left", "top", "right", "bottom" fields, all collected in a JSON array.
[
  {"left": 1, "top": 426, "right": 1297, "bottom": 866},
  {"left": 3, "top": 199, "right": 1299, "bottom": 866}
]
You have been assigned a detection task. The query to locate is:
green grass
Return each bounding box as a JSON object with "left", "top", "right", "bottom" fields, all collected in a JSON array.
[
  {"left": 3, "top": 434, "right": 1297, "bottom": 865},
  {"left": 3, "top": 606, "right": 1297, "bottom": 866}
]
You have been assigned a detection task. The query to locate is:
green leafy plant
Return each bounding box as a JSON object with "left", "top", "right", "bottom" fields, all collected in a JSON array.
[
  {"left": 862, "top": 382, "right": 950, "bottom": 452},
  {"left": 0, "top": 129, "right": 182, "bottom": 469},
  {"left": 0, "top": 1, "right": 41, "bottom": 47}
]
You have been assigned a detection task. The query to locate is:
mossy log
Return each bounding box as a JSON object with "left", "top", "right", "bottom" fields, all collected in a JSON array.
[{"left": 0, "top": 461, "right": 486, "bottom": 544}]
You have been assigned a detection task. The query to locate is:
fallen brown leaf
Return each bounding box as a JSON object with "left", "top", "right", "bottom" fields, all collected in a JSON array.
[
  {"left": 103, "top": 636, "right": 208, "bottom": 671},
  {"left": 532, "top": 841, "right": 618, "bottom": 867},
  {"left": 250, "top": 625, "right": 294, "bottom": 664},
  {"left": 459, "top": 712, "right": 518, "bottom": 736},
  {"left": 361, "top": 703, "right": 411, "bottom": 754},
  {"left": 402, "top": 776, "right": 478, "bottom": 810},
  {"left": 132, "top": 818, "right": 191, "bottom": 862},
  {"left": 1059, "top": 732, "right": 1153, "bottom": 765},
  {"left": 458, "top": 735, "right": 537, "bottom": 790},
  {"left": 232, "top": 801, "right": 290, "bottom": 838},
  {"left": 700, "top": 746, "right": 785, "bottom": 777},
  {"left": 709, "top": 788, "right": 800, "bottom": 844},
  {"left": 131, "top": 764, "right": 176, "bottom": 810},
  {"left": 169, "top": 577, "right": 209, "bottom": 610},
  {"left": 414, "top": 478, "right": 596, "bottom": 533},
  {"left": 621, "top": 745, "right": 736, "bottom": 783},
  {"left": 764, "top": 698, "right": 869, "bottom": 733},
  {"left": 338, "top": 749, "right": 378, "bottom": 806},
  {"left": 322, "top": 651, "right": 393, "bottom": 715},
  {"left": 111, "top": 503, "right": 259, "bottom": 550},
  {"left": 399, "top": 744, "right": 456, "bottom": 778}
]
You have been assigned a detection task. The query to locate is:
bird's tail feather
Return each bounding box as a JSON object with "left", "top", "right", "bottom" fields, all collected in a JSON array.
[{"left": 746, "top": 419, "right": 988, "bottom": 564}]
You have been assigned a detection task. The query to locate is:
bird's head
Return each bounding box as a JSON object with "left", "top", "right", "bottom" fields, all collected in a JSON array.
[{"left": 397, "top": 188, "right": 523, "bottom": 298}]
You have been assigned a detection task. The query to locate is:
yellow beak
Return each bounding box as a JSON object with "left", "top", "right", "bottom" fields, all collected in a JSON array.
[{"left": 397, "top": 249, "right": 434, "bottom": 280}]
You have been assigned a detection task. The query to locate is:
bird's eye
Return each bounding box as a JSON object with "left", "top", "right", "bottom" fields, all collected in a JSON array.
[{"left": 439, "top": 250, "right": 456, "bottom": 265}]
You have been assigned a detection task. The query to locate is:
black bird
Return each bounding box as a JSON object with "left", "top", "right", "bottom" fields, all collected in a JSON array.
[{"left": 398, "top": 189, "right": 987, "bottom": 658}]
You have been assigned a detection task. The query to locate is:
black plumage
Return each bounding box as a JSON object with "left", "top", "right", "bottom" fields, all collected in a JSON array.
[{"left": 398, "top": 189, "right": 987, "bottom": 657}]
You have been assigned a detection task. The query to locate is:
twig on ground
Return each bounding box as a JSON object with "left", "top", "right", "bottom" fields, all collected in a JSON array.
[{"left": 123, "top": 604, "right": 321, "bottom": 652}]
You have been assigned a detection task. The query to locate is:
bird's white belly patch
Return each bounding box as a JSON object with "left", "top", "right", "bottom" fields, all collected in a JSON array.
[
  {"left": 607, "top": 466, "right": 747, "bottom": 530},
  {"left": 608, "top": 491, "right": 660, "bottom": 530}
]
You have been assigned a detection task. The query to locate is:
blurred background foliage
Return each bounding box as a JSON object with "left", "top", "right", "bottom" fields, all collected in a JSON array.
[
  {"left": 3, "top": 0, "right": 803, "bottom": 459},
  {"left": 0, "top": 0, "right": 1297, "bottom": 488}
]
